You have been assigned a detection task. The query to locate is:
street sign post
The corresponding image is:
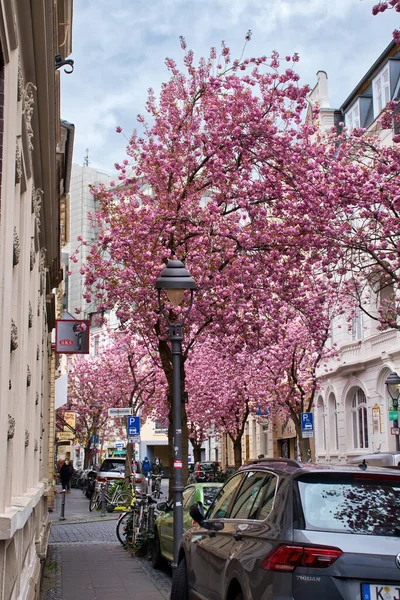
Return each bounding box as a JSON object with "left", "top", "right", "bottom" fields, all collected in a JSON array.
[
  {"left": 301, "top": 412, "right": 314, "bottom": 439},
  {"left": 128, "top": 436, "right": 140, "bottom": 444},
  {"left": 389, "top": 410, "right": 399, "bottom": 421},
  {"left": 108, "top": 408, "right": 133, "bottom": 417},
  {"left": 127, "top": 416, "right": 140, "bottom": 436},
  {"left": 391, "top": 427, "right": 400, "bottom": 436}
]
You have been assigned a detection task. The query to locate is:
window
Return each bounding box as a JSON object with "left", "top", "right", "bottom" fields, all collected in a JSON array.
[
  {"left": 207, "top": 474, "right": 243, "bottom": 520},
  {"left": 373, "top": 65, "right": 390, "bottom": 118},
  {"left": 351, "top": 388, "right": 369, "bottom": 449},
  {"left": 154, "top": 419, "right": 167, "bottom": 434},
  {"left": 257, "top": 475, "right": 278, "bottom": 520},
  {"left": 93, "top": 335, "right": 100, "bottom": 356},
  {"left": 183, "top": 487, "right": 196, "bottom": 509},
  {"left": 352, "top": 307, "right": 363, "bottom": 340},
  {"left": 295, "top": 473, "right": 400, "bottom": 536},
  {"left": 379, "top": 281, "right": 396, "bottom": 329},
  {"left": 345, "top": 101, "right": 360, "bottom": 132},
  {"left": 328, "top": 393, "right": 339, "bottom": 451},
  {"left": 317, "top": 397, "right": 326, "bottom": 452},
  {"left": 229, "top": 472, "right": 267, "bottom": 520}
]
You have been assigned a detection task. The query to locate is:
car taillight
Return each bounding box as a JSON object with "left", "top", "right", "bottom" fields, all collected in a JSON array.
[
  {"left": 136, "top": 476, "right": 143, "bottom": 482},
  {"left": 96, "top": 476, "right": 107, "bottom": 482},
  {"left": 261, "top": 545, "right": 342, "bottom": 572}
]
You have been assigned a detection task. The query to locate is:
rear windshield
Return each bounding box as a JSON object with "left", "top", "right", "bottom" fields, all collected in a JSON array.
[
  {"left": 100, "top": 460, "right": 125, "bottom": 473},
  {"left": 295, "top": 473, "right": 400, "bottom": 537},
  {"left": 200, "top": 462, "right": 219, "bottom": 472},
  {"left": 203, "top": 487, "right": 221, "bottom": 507}
]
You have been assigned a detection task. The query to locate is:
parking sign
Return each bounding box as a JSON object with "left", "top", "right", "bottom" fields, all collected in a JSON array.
[
  {"left": 301, "top": 412, "right": 314, "bottom": 438},
  {"left": 127, "top": 416, "right": 140, "bottom": 436}
]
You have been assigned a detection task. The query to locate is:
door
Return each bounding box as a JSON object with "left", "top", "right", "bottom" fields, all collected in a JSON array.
[
  {"left": 188, "top": 474, "right": 244, "bottom": 599},
  {"left": 207, "top": 471, "right": 275, "bottom": 600}
]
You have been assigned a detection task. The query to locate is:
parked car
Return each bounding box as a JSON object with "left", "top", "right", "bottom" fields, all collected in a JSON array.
[
  {"left": 347, "top": 451, "right": 400, "bottom": 468},
  {"left": 171, "top": 457, "right": 400, "bottom": 600},
  {"left": 96, "top": 457, "right": 144, "bottom": 492},
  {"left": 151, "top": 482, "right": 222, "bottom": 569},
  {"left": 187, "top": 461, "right": 222, "bottom": 483}
]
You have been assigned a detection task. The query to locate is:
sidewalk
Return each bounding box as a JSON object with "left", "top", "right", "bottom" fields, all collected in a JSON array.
[{"left": 41, "top": 487, "right": 171, "bottom": 600}]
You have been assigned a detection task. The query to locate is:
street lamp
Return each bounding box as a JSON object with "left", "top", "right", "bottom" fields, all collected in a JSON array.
[
  {"left": 90, "top": 402, "right": 100, "bottom": 467},
  {"left": 385, "top": 371, "right": 400, "bottom": 451},
  {"left": 155, "top": 259, "right": 196, "bottom": 569}
]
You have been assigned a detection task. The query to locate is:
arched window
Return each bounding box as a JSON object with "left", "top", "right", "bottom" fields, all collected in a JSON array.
[
  {"left": 317, "top": 396, "right": 326, "bottom": 452},
  {"left": 328, "top": 393, "right": 339, "bottom": 451},
  {"left": 351, "top": 388, "right": 369, "bottom": 449}
]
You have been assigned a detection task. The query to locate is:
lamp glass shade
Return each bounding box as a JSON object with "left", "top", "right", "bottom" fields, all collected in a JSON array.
[
  {"left": 387, "top": 383, "right": 400, "bottom": 402},
  {"left": 166, "top": 288, "right": 185, "bottom": 307},
  {"left": 385, "top": 372, "right": 400, "bottom": 401}
]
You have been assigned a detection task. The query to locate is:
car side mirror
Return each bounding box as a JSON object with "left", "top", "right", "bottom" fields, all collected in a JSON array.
[
  {"left": 189, "top": 501, "right": 205, "bottom": 524},
  {"left": 189, "top": 502, "right": 224, "bottom": 531},
  {"left": 156, "top": 501, "right": 170, "bottom": 512}
]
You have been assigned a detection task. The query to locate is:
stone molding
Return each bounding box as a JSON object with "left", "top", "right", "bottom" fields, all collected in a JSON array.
[
  {"left": 23, "top": 82, "right": 37, "bottom": 152},
  {"left": 13, "top": 227, "right": 20, "bottom": 266},
  {"left": 7, "top": 415, "right": 16, "bottom": 441},
  {"left": 32, "top": 187, "right": 43, "bottom": 234},
  {"left": 10, "top": 319, "right": 18, "bottom": 352}
]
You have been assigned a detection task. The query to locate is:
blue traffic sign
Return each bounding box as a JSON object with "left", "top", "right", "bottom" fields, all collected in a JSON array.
[
  {"left": 301, "top": 412, "right": 314, "bottom": 431},
  {"left": 127, "top": 416, "right": 140, "bottom": 436}
]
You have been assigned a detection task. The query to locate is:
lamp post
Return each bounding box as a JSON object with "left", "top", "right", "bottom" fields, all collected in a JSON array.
[
  {"left": 385, "top": 371, "right": 400, "bottom": 451},
  {"left": 90, "top": 402, "right": 100, "bottom": 467},
  {"left": 155, "top": 260, "right": 196, "bottom": 569}
]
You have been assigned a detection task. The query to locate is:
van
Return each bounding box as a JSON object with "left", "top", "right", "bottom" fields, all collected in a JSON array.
[{"left": 348, "top": 451, "right": 400, "bottom": 468}]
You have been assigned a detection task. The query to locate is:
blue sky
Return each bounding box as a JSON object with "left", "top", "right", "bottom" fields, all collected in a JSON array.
[{"left": 61, "top": 0, "right": 397, "bottom": 173}]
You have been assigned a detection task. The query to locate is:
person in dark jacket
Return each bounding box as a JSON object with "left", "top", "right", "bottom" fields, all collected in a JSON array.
[{"left": 60, "top": 458, "right": 74, "bottom": 493}]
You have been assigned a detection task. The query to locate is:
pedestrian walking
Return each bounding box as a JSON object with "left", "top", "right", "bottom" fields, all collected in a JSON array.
[{"left": 60, "top": 458, "right": 74, "bottom": 492}]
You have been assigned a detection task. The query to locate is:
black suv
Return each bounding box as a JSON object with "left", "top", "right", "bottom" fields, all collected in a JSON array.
[
  {"left": 171, "top": 457, "right": 400, "bottom": 600},
  {"left": 187, "top": 461, "right": 222, "bottom": 483}
]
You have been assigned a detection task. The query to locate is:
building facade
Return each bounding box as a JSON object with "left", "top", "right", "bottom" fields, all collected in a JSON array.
[
  {"left": 0, "top": 1, "right": 74, "bottom": 598},
  {"left": 309, "top": 40, "right": 400, "bottom": 463}
]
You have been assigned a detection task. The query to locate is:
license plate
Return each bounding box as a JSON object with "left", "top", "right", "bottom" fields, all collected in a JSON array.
[{"left": 362, "top": 584, "right": 400, "bottom": 600}]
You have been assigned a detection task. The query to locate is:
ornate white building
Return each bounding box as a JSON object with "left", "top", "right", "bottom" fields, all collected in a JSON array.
[
  {"left": 0, "top": 2, "right": 74, "bottom": 598},
  {"left": 309, "top": 40, "right": 400, "bottom": 462}
]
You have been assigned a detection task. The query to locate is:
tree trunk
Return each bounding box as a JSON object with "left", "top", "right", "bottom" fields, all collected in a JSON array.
[
  {"left": 84, "top": 443, "right": 91, "bottom": 469},
  {"left": 292, "top": 415, "right": 311, "bottom": 463},
  {"left": 193, "top": 445, "right": 202, "bottom": 463},
  {"left": 233, "top": 438, "right": 242, "bottom": 470},
  {"left": 125, "top": 442, "right": 133, "bottom": 478},
  {"left": 297, "top": 436, "right": 311, "bottom": 462}
]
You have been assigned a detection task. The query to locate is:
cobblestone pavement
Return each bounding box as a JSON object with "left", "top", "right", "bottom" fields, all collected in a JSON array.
[
  {"left": 41, "top": 488, "right": 172, "bottom": 599},
  {"left": 49, "top": 519, "right": 120, "bottom": 544}
]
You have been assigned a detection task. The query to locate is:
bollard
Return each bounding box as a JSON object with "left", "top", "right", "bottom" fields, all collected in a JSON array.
[
  {"left": 59, "top": 489, "right": 66, "bottom": 521},
  {"left": 100, "top": 485, "right": 107, "bottom": 517}
]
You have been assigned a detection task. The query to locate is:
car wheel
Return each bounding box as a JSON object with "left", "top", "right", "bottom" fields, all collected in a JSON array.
[
  {"left": 170, "top": 556, "right": 189, "bottom": 600},
  {"left": 151, "top": 530, "right": 163, "bottom": 569}
]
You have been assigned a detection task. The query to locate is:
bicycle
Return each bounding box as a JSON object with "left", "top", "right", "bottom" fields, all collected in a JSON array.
[
  {"left": 151, "top": 474, "right": 163, "bottom": 499},
  {"left": 116, "top": 493, "right": 158, "bottom": 546},
  {"left": 89, "top": 479, "right": 135, "bottom": 512}
]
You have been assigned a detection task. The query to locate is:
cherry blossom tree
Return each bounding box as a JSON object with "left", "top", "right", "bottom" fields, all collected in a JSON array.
[
  {"left": 371, "top": 1, "right": 400, "bottom": 44},
  {"left": 66, "top": 331, "right": 164, "bottom": 468},
  {"left": 80, "top": 36, "right": 348, "bottom": 478}
]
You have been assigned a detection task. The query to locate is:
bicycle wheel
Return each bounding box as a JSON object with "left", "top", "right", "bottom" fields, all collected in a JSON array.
[
  {"left": 114, "top": 491, "right": 135, "bottom": 511},
  {"left": 89, "top": 490, "right": 100, "bottom": 512},
  {"left": 155, "top": 480, "right": 161, "bottom": 498},
  {"left": 116, "top": 511, "right": 134, "bottom": 546},
  {"left": 138, "top": 506, "right": 148, "bottom": 534}
]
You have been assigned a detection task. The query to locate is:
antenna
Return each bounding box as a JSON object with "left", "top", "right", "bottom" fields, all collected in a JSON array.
[{"left": 83, "top": 149, "right": 90, "bottom": 167}]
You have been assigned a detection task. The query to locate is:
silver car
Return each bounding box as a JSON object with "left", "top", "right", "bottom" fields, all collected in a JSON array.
[{"left": 171, "top": 458, "right": 400, "bottom": 600}]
